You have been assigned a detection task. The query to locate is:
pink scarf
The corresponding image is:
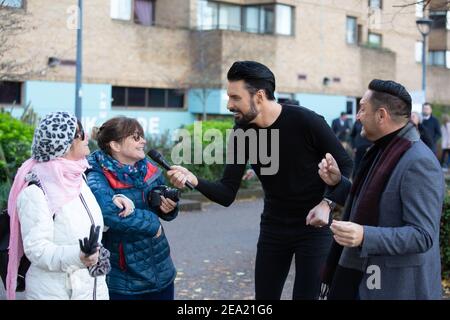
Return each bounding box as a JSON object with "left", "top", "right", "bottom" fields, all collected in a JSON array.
[{"left": 6, "top": 157, "right": 89, "bottom": 300}]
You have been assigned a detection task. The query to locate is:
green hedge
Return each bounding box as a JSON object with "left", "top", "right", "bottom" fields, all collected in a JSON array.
[
  {"left": 441, "top": 195, "right": 450, "bottom": 278},
  {"left": 0, "top": 112, "right": 34, "bottom": 211},
  {"left": 182, "top": 120, "right": 234, "bottom": 182},
  {"left": 150, "top": 120, "right": 255, "bottom": 189},
  {"left": 0, "top": 112, "right": 35, "bottom": 182},
  {"left": 0, "top": 180, "right": 11, "bottom": 211}
]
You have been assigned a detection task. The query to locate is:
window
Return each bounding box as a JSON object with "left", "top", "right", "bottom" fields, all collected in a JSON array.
[
  {"left": 149, "top": 88, "right": 165, "bottom": 107},
  {"left": 260, "top": 5, "right": 274, "bottom": 34},
  {"left": 110, "top": 0, "right": 155, "bottom": 25},
  {"left": 134, "top": 0, "right": 155, "bottom": 26},
  {"left": 430, "top": 11, "right": 447, "bottom": 29},
  {"left": 346, "top": 98, "right": 356, "bottom": 115},
  {"left": 218, "top": 3, "right": 241, "bottom": 31},
  {"left": 369, "top": 0, "right": 382, "bottom": 9},
  {"left": 346, "top": 16, "right": 357, "bottom": 44},
  {"left": 198, "top": 0, "right": 240, "bottom": 31},
  {"left": 428, "top": 51, "right": 446, "bottom": 67},
  {"left": 110, "top": 0, "right": 132, "bottom": 20},
  {"left": 112, "top": 86, "right": 184, "bottom": 108},
  {"left": 128, "top": 87, "right": 146, "bottom": 106},
  {"left": 448, "top": 11, "right": 450, "bottom": 31},
  {"left": 275, "top": 4, "right": 293, "bottom": 35},
  {"left": 0, "top": 0, "right": 23, "bottom": 8},
  {"left": 277, "top": 93, "right": 298, "bottom": 105},
  {"left": 415, "top": 41, "right": 423, "bottom": 63},
  {"left": 0, "top": 81, "right": 22, "bottom": 104},
  {"left": 198, "top": 1, "right": 294, "bottom": 35},
  {"left": 167, "top": 89, "right": 184, "bottom": 108},
  {"left": 368, "top": 32, "right": 382, "bottom": 48},
  {"left": 244, "top": 6, "right": 259, "bottom": 33},
  {"left": 111, "top": 86, "right": 125, "bottom": 106},
  {"left": 198, "top": 0, "right": 218, "bottom": 30}
]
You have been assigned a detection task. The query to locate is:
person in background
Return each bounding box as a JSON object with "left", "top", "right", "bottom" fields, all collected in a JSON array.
[
  {"left": 332, "top": 112, "right": 352, "bottom": 144},
  {"left": 421, "top": 102, "right": 441, "bottom": 155},
  {"left": 440, "top": 114, "right": 450, "bottom": 171},
  {"left": 349, "top": 119, "right": 372, "bottom": 178},
  {"left": 411, "top": 111, "right": 434, "bottom": 151}
]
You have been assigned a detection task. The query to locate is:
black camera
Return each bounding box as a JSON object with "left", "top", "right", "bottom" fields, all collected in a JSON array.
[{"left": 148, "top": 185, "right": 180, "bottom": 208}]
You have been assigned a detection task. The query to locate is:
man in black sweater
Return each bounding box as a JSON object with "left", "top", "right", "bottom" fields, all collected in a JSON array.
[{"left": 167, "top": 61, "right": 353, "bottom": 300}]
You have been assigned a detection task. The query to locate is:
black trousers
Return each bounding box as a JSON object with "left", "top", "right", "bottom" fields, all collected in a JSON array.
[
  {"left": 255, "top": 216, "right": 333, "bottom": 300},
  {"left": 327, "top": 265, "right": 362, "bottom": 300}
]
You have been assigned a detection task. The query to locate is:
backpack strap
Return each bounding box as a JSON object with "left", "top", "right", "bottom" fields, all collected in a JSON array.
[
  {"left": 28, "top": 181, "right": 44, "bottom": 194},
  {"left": 27, "top": 179, "right": 54, "bottom": 220}
]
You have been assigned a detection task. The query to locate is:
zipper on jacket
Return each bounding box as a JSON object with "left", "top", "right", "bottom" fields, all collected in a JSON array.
[
  {"left": 93, "top": 278, "right": 97, "bottom": 300},
  {"left": 80, "top": 194, "right": 95, "bottom": 225},
  {"left": 79, "top": 193, "right": 97, "bottom": 300},
  {"left": 118, "top": 242, "right": 127, "bottom": 271}
]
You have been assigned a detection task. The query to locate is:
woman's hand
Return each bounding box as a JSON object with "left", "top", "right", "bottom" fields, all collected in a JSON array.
[
  {"left": 159, "top": 196, "right": 177, "bottom": 214},
  {"left": 80, "top": 247, "right": 99, "bottom": 268},
  {"left": 113, "top": 196, "right": 135, "bottom": 218}
]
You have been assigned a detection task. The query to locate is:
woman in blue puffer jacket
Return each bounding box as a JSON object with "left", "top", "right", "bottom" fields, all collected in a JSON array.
[{"left": 87, "top": 116, "right": 178, "bottom": 300}]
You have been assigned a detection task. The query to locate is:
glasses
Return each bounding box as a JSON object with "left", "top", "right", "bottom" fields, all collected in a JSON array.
[
  {"left": 130, "top": 131, "right": 144, "bottom": 142},
  {"left": 75, "top": 128, "right": 85, "bottom": 141},
  {"left": 75, "top": 120, "right": 85, "bottom": 140}
]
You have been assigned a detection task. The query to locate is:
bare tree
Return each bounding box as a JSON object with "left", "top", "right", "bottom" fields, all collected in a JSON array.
[
  {"left": 0, "top": 0, "right": 29, "bottom": 81},
  {"left": 393, "top": 0, "right": 449, "bottom": 10},
  {"left": 181, "top": 29, "right": 252, "bottom": 122},
  {"left": 0, "top": 0, "right": 50, "bottom": 82},
  {"left": 188, "top": 30, "right": 223, "bottom": 121}
]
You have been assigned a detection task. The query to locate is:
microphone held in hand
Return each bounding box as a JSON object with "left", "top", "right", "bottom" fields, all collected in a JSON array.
[{"left": 147, "top": 149, "right": 194, "bottom": 190}]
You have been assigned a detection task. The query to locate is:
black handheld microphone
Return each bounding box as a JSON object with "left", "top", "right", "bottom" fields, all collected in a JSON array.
[{"left": 147, "top": 149, "right": 195, "bottom": 190}]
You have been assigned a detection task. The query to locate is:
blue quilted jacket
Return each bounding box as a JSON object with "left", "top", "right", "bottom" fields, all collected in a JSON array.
[{"left": 86, "top": 153, "right": 177, "bottom": 295}]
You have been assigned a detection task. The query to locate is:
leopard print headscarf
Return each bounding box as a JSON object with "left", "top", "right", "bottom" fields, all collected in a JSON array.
[{"left": 31, "top": 112, "right": 78, "bottom": 162}]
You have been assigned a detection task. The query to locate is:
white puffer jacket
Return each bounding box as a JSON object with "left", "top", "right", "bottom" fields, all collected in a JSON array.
[{"left": 17, "top": 180, "right": 109, "bottom": 300}]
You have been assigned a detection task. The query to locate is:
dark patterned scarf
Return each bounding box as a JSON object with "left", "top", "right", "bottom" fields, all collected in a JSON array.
[{"left": 92, "top": 150, "right": 149, "bottom": 189}]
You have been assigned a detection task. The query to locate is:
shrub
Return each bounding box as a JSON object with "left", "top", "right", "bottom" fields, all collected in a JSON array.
[
  {"left": 441, "top": 195, "right": 450, "bottom": 279},
  {"left": 146, "top": 129, "right": 173, "bottom": 159},
  {"left": 181, "top": 120, "right": 234, "bottom": 182},
  {"left": 0, "top": 112, "right": 35, "bottom": 182},
  {"left": 429, "top": 103, "right": 450, "bottom": 122},
  {"left": 0, "top": 181, "right": 11, "bottom": 211}
]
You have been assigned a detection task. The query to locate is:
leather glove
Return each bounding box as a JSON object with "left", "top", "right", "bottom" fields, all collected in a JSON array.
[{"left": 79, "top": 224, "right": 100, "bottom": 256}]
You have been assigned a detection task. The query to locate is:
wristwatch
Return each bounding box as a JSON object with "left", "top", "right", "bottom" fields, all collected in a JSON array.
[{"left": 322, "top": 198, "right": 336, "bottom": 211}]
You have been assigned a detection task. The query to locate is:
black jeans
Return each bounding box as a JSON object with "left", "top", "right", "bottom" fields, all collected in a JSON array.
[{"left": 255, "top": 216, "right": 333, "bottom": 300}]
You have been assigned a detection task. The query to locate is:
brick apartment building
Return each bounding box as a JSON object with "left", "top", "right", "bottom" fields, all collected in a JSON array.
[{"left": 0, "top": 0, "right": 449, "bottom": 135}]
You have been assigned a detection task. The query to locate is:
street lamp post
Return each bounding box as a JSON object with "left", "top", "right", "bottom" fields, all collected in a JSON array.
[
  {"left": 416, "top": 17, "right": 433, "bottom": 101},
  {"left": 75, "top": 0, "right": 83, "bottom": 119}
]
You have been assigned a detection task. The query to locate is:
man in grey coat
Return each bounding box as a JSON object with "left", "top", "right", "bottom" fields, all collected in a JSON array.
[{"left": 308, "top": 79, "right": 445, "bottom": 300}]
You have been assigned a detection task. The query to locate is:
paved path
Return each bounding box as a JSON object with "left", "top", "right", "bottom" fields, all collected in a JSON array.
[
  {"left": 165, "top": 199, "right": 294, "bottom": 300},
  {"left": 1, "top": 199, "right": 296, "bottom": 300}
]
